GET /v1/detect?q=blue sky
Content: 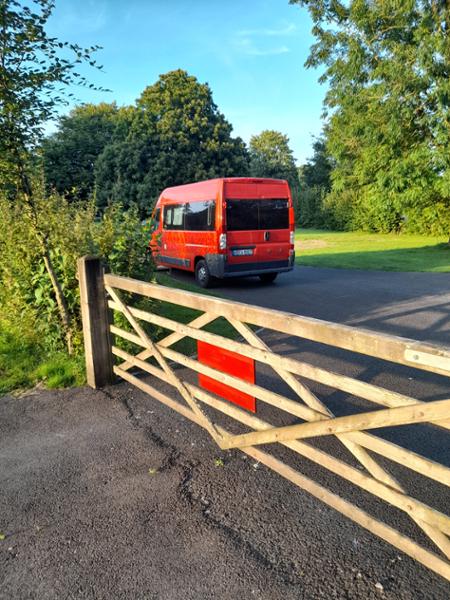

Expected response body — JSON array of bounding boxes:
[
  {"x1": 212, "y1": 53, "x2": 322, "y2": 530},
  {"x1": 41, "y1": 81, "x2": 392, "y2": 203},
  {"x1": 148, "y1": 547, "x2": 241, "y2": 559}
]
[{"x1": 47, "y1": 0, "x2": 327, "y2": 164}]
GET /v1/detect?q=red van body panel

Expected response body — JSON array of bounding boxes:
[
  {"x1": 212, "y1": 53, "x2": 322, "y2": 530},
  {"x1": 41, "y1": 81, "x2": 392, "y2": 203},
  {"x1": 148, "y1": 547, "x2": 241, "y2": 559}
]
[{"x1": 149, "y1": 177, "x2": 295, "y2": 279}]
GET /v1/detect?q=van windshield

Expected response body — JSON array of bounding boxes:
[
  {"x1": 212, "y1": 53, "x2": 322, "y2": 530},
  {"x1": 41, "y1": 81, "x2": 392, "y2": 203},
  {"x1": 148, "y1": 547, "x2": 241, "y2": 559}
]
[
  {"x1": 226, "y1": 198, "x2": 289, "y2": 231},
  {"x1": 150, "y1": 208, "x2": 160, "y2": 231}
]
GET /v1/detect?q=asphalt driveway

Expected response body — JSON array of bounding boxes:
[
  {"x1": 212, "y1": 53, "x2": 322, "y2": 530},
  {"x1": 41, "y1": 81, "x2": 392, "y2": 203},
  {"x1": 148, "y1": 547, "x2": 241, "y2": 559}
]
[
  {"x1": 193, "y1": 265, "x2": 450, "y2": 345},
  {"x1": 1, "y1": 266, "x2": 449, "y2": 599}
]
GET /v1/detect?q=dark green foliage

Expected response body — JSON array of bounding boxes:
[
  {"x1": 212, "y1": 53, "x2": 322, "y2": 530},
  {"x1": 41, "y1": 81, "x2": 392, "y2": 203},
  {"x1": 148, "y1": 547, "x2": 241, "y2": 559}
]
[
  {"x1": 297, "y1": 135, "x2": 333, "y2": 227},
  {"x1": 249, "y1": 130, "x2": 298, "y2": 185},
  {"x1": 292, "y1": 0, "x2": 450, "y2": 236},
  {"x1": 296, "y1": 185, "x2": 327, "y2": 228},
  {"x1": 42, "y1": 103, "x2": 119, "y2": 200},
  {"x1": 44, "y1": 70, "x2": 249, "y2": 214},
  {"x1": 301, "y1": 137, "x2": 332, "y2": 191},
  {"x1": 95, "y1": 70, "x2": 249, "y2": 213},
  {"x1": 0, "y1": 189, "x2": 89, "y2": 350},
  {"x1": 249, "y1": 130, "x2": 301, "y2": 220},
  {"x1": 95, "y1": 136, "x2": 157, "y2": 212}
]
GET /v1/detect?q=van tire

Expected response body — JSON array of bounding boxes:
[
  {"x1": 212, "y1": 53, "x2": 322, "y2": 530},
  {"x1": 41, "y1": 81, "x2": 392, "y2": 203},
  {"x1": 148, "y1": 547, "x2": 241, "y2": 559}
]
[
  {"x1": 195, "y1": 259, "x2": 212, "y2": 288},
  {"x1": 259, "y1": 272, "x2": 278, "y2": 284}
]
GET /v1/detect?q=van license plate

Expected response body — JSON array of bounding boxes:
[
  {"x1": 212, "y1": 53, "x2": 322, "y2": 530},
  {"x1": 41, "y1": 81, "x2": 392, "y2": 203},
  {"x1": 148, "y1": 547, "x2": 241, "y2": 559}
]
[{"x1": 232, "y1": 249, "x2": 253, "y2": 256}]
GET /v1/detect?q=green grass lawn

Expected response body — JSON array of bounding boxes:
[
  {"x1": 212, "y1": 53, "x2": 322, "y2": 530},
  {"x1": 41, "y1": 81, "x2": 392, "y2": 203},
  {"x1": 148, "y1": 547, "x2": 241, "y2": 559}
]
[{"x1": 295, "y1": 229, "x2": 450, "y2": 272}]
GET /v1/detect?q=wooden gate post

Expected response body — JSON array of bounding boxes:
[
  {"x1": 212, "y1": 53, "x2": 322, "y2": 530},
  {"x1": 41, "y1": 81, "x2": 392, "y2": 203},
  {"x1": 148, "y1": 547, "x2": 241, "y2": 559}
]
[{"x1": 77, "y1": 256, "x2": 114, "y2": 388}]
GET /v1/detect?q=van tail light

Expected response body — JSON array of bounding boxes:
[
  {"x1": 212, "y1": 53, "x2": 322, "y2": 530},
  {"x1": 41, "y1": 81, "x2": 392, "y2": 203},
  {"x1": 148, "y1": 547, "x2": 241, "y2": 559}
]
[
  {"x1": 290, "y1": 231, "x2": 294, "y2": 245},
  {"x1": 219, "y1": 233, "x2": 227, "y2": 250}
]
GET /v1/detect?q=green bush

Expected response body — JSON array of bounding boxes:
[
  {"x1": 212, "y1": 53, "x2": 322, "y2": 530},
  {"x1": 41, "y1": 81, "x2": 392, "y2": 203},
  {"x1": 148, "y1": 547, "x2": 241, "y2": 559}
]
[
  {"x1": 319, "y1": 188, "x2": 450, "y2": 236},
  {"x1": 320, "y1": 189, "x2": 357, "y2": 231},
  {"x1": 0, "y1": 191, "x2": 94, "y2": 352},
  {"x1": 404, "y1": 200, "x2": 450, "y2": 236},
  {"x1": 296, "y1": 186, "x2": 326, "y2": 228},
  {"x1": 0, "y1": 187, "x2": 154, "y2": 394},
  {"x1": 93, "y1": 203, "x2": 153, "y2": 280}
]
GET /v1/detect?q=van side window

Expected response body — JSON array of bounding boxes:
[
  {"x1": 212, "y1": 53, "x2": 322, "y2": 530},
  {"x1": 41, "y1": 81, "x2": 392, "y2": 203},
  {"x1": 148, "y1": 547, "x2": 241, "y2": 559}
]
[
  {"x1": 163, "y1": 204, "x2": 185, "y2": 230},
  {"x1": 184, "y1": 200, "x2": 215, "y2": 231}
]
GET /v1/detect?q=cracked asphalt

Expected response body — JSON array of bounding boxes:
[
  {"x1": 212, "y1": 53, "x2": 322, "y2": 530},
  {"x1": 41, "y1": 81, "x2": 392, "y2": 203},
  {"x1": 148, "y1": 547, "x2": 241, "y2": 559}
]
[{"x1": 1, "y1": 266, "x2": 450, "y2": 599}]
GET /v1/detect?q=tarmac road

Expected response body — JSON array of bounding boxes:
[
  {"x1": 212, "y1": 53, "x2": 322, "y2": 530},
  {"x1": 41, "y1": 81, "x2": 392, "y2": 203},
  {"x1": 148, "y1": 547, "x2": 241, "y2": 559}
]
[
  {"x1": 174, "y1": 264, "x2": 450, "y2": 346},
  {"x1": 1, "y1": 266, "x2": 449, "y2": 599}
]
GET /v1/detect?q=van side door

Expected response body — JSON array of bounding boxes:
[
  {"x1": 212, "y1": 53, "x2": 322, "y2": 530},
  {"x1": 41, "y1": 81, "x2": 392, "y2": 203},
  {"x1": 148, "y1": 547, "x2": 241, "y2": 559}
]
[
  {"x1": 149, "y1": 206, "x2": 161, "y2": 258},
  {"x1": 161, "y1": 203, "x2": 186, "y2": 267}
]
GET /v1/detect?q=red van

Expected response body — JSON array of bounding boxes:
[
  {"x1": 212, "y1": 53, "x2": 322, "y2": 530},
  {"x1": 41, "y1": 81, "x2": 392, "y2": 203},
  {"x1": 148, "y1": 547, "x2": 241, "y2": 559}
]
[{"x1": 149, "y1": 177, "x2": 295, "y2": 287}]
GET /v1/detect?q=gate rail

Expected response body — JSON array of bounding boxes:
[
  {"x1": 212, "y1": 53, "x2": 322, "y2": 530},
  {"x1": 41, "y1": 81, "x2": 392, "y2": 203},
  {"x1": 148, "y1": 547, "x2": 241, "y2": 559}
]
[{"x1": 78, "y1": 257, "x2": 450, "y2": 581}]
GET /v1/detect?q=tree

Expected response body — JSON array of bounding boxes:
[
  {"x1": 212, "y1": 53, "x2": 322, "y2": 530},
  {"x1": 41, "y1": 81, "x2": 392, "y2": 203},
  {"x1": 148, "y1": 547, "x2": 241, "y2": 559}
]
[
  {"x1": 301, "y1": 136, "x2": 332, "y2": 191},
  {"x1": 42, "y1": 102, "x2": 119, "y2": 200},
  {"x1": 249, "y1": 130, "x2": 298, "y2": 186},
  {"x1": 291, "y1": 0, "x2": 450, "y2": 237},
  {"x1": 0, "y1": 0, "x2": 104, "y2": 352},
  {"x1": 95, "y1": 70, "x2": 249, "y2": 212},
  {"x1": 249, "y1": 130, "x2": 300, "y2": 218},
  {"x1": 297, "y1": 135, "x2": 333, "y2": 228}
]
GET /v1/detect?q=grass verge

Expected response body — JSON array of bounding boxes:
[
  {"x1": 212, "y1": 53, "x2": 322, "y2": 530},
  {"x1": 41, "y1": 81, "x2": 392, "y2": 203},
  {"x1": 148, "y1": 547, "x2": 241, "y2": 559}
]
[
  {"x1": 0, "y1": 271, "x2": 247, "y2": 397},
  {"x1": 295, "y1": 229, "x2": 450, "y2": 272},
  {"x1": 0, "y1": 324, "x2": 85, "y2": 396}
]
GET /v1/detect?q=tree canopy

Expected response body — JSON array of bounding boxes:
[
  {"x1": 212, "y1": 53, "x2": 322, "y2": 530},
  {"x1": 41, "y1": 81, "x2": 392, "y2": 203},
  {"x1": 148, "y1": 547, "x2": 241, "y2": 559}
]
[
  {"x1": 292, "y1": 0, "x2": 450, "y2": 235},
  {"x1": 301, "y1": 136, "x2": 332, "y2": 191},
  {"x1": 297, "y1": 135, "x2": 333, "y2": 227},
  {"x1": 42, "y1": 103, "x2": 119, "y2": 200},
  {"x1": 0, "y1": 0, "x2": 104, "y2": 196},
  {"x1": 95, "y1": 70, "x2": 249, "y2": 211},
  {"x1": 249, "y1": 130, "x2": 298, "y2": 186}
]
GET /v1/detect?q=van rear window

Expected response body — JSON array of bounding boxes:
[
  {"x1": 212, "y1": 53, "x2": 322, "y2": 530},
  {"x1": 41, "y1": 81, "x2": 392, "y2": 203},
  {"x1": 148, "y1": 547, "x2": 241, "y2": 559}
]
[{"x1": 226, "y1": 199, "x2": 289, "y2": 231}]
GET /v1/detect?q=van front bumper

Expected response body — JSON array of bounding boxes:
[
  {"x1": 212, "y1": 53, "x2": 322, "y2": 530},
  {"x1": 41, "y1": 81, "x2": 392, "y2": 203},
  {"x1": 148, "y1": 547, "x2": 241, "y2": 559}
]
[{"x1": 206, "y1": 254, "x2": 295, "y2": 279}]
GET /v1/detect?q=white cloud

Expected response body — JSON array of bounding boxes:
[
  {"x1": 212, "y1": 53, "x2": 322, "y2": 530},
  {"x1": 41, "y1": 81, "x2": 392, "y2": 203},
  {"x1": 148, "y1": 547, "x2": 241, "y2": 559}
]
[
  {"x1": 236, "y1": 23, "x2": 296, "y2": 37},
  {"x1": 231, "y1": 21, "x2": 295, "y2": 57},
  {"x1": 233, "y1": 36, "x2": 290, "y2": 57},
  {"x1": 245, "y1": 45, "x2": 290, "y2": 56}
]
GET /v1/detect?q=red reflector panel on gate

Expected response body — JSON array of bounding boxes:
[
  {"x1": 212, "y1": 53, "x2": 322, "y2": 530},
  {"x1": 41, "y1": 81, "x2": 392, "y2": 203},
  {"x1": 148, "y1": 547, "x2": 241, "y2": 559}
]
[{"x1": 197, "y1": 341, "x2": 256, "y2": 412}]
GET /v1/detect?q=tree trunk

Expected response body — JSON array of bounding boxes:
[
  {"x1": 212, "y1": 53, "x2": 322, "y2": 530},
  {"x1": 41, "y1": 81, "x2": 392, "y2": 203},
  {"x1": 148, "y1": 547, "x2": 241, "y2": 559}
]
[
  {"x1": 18, "y1": 161, "x2": 74, "y2": 354},
  {"x1": 41, "y1": 242, "x2": 74, "y2": 355}
]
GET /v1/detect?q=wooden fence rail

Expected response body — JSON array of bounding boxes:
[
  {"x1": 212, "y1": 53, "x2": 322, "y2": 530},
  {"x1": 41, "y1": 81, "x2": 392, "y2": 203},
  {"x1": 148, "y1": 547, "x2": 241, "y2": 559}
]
[{"x1": 78, "y1": 257, "x2": 450, "y2": 582}]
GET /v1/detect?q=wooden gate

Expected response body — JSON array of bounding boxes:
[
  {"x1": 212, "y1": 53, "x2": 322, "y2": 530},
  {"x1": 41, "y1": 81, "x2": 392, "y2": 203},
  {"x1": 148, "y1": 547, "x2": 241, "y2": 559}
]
[{"x1": 78, "y1": 257, "x2": 450, "y2": 581}]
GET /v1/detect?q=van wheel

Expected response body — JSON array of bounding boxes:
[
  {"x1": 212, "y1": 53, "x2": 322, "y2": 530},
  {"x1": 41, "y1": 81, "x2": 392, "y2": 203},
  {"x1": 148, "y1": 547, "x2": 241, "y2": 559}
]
[
  {"x1": 259, "y1": 272, "x2": 278, "y2": 284},
  {"x1": 195, "y1": 259, "x2": 212, "y2": 288}
]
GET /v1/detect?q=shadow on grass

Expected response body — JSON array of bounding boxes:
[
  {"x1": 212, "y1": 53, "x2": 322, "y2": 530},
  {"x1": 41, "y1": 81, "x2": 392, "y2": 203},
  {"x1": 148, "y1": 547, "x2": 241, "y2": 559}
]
[{"x1": 297, "y1": 243, "x2": 450, "y2": 272}]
